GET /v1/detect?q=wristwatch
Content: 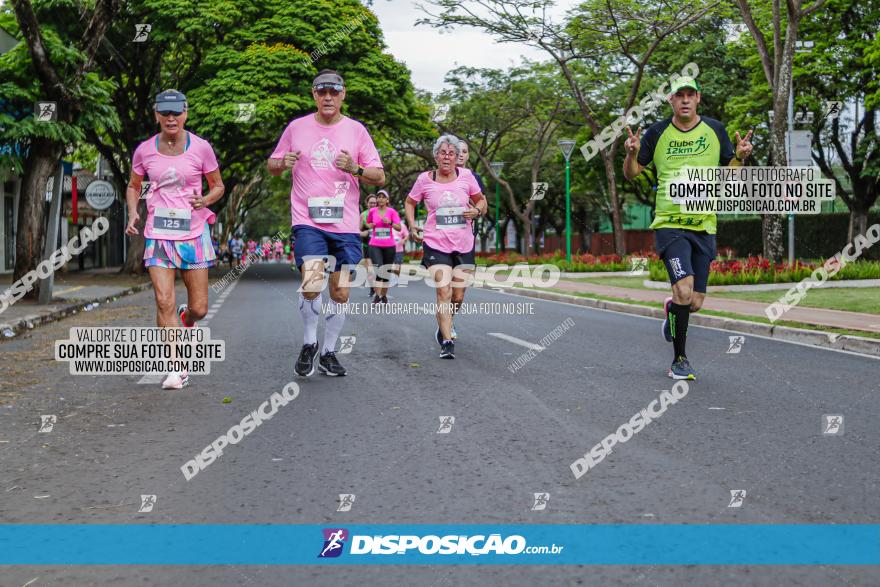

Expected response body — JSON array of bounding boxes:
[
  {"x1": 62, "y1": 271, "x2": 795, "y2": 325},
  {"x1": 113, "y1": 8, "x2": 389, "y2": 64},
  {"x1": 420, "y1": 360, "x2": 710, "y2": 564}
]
[{"x1": 354, "y1": 165, "x2": 364, "y2": 177}]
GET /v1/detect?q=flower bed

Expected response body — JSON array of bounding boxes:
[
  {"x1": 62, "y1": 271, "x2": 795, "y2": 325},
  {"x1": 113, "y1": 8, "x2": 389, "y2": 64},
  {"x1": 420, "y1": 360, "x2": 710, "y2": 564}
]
[
  {"x1": 405, "y1": 249, "x2": 880, "y2": 284},
  {"x1": 406, "y1": 250, "x2": 657, "y2": 272},
  {"x1": 648, "y1": 257, "x2": 880, "y2": 286}
]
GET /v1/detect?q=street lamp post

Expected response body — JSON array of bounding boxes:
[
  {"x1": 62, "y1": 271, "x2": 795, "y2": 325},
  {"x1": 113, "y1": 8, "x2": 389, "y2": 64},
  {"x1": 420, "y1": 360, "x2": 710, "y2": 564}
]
[
  {"x1": 558, "y1": 140, "x2": 576, "y2": 262},
  {"x1": 490, "y1": 161, "x2": 505, "y2": 252}
]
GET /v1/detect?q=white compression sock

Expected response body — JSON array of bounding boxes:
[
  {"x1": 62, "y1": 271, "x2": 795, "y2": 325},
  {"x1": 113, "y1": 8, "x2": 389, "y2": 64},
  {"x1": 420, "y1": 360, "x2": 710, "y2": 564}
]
[
  {"x1": 299, "y1": 294, "x2": 321, "y2": 345},
  {"x1": 322, "y1": 300, "x2": 346, "y2": 354}
]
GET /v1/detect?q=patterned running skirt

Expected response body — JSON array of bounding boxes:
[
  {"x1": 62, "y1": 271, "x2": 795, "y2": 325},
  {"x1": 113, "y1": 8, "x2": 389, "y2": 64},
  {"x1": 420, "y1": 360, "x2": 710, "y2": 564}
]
[{"x1": 144, "y1": 225, "x2": 216, "y2": 270}]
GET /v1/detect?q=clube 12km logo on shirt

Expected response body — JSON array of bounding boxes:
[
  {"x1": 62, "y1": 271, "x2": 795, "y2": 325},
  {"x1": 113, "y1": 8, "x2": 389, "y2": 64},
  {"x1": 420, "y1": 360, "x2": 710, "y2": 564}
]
[
  {"x1": 317, "y1": 528, "x2": 532, "y2": 558},
  {"x1": 665, "y1": 135, "x2": 709, "y2": 158}
]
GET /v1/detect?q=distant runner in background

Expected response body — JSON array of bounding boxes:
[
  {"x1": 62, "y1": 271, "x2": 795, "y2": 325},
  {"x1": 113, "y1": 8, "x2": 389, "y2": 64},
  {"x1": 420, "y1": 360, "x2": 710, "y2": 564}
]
[
  {"x1": 458, "y1": 140, "x2": 486, "y2": 238},
  {"x1": 360, "y1": 194, "x2": 378, "y2": 297},
  {"x1": 365, "y1": 189, "x2": 402, "y2": 303}
]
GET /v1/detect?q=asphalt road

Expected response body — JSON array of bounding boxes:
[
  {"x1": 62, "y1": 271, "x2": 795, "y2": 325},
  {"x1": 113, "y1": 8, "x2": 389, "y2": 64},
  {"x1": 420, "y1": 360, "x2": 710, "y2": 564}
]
[{"x1": 1, "y1": 263, "x2": 877, "y2": 586}]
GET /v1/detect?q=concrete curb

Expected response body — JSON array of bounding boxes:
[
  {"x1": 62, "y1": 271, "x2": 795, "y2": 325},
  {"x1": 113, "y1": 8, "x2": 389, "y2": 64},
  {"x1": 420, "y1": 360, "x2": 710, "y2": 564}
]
[
  {"x1": 483, "y1": 284, "x2": 880, "y2": 358},
  {"x1": 0, "y1": 282, "x2": 154, "y2": 340}
]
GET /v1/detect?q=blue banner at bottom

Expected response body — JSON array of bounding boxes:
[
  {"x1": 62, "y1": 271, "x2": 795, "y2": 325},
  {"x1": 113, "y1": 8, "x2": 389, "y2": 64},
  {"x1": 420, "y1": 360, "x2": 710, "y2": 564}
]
[{"x1": 1, "y1": 524, "x2": 878, "y2": 565}]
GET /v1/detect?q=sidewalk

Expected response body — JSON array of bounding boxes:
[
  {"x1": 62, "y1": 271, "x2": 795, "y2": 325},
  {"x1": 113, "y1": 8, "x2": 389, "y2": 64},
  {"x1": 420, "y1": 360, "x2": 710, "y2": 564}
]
[
  {"x1": 548, "y1": 279, "x2": 880, "y2": 334},
  {"x1": 410, "y1": 265, "x2": 880, "y2": 335},
  {"x1": 0, "y1": 267, "x2": 154, "y2": 338}
]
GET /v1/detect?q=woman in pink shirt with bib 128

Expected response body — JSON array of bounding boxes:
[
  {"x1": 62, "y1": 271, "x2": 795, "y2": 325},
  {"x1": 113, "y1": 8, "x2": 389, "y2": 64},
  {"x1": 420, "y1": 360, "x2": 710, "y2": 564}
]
[{"x1": 405, "y1": 134, "x2": 487, "y2": 360}]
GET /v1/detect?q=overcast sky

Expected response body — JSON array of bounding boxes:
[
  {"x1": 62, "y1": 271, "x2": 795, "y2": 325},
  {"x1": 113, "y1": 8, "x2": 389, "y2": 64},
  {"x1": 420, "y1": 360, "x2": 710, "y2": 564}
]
[
  {"x1": 0, "y1": 0, "x2": 576, "y2": 95},
  {"x1": 371, "y1": 0, "x2": 578, "y2": 94}
]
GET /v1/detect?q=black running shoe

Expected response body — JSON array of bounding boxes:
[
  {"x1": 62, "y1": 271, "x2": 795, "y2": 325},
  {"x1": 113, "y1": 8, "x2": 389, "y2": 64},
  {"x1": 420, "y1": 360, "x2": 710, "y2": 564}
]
[
  {"x1": 318, "y1": 351, "x2": 347, "y2": 376},
  {"x1": 295, "y1": 343, "x2": 319, "y2": 377},
  {"x1": 381, "y1": 296, "x2": 388, "y2": 304},
  {"x1": 372, "y1": 294, "x2": 381, "y2": 304},
  {"x1": 440, "y1": 340, "x2": 455, "y2": 359}
]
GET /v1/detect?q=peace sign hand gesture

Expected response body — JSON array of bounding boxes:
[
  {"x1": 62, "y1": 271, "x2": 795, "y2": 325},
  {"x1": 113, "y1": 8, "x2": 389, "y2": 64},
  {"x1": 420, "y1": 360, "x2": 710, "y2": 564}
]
[
  {"x1": 625, "y1": 126, "x2": 642, "y2": 155},
  {"x1": 735, "y1": 130, "x2": 754, "y2": 161}
]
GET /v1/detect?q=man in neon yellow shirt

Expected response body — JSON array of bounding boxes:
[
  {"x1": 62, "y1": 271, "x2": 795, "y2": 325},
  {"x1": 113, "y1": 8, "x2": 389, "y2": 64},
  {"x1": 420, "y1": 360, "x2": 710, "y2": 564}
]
[{"x1": 624, "y1": 76, "x2": 753, "y2": 380}]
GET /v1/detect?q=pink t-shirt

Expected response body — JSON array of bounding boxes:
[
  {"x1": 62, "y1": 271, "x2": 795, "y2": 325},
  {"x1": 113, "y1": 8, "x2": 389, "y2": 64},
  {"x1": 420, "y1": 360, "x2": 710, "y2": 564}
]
[
  {"x1": 407, "y1": 168, "x2": 482, "y2": 254},
  {"x1": 270, "y1": 115, "x2": 382, "y2": 234},
  {"x1": 394, "y1": 224, "x2": 409, "y2": 252},
  {"x1": 367, "y1": 206, "x2": 401, "y2": 247},
  {"x1": 132, "y1": 132, "x2": 218, "y2": 241}
]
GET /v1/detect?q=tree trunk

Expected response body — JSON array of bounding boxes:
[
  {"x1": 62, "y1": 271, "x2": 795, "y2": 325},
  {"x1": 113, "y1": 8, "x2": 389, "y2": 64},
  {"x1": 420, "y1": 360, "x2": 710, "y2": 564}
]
[
  {"x1": 526, "y1": 222, "x2": 535, "y2": 257},
  {"x1": 580, "y1": 221, "x2": 593, "y2": 254},
  {"x1": 765, "y1": 98, "x2": 789, "y2": 261},
  {"x1": 761, "y1": 10, "x2": 800, "y2": 262},
  {"x1": 849, "y1": 209, "x2": 869, "y2": 241},
  {"x1": 762, "y1": 216, "x2": 785, "y2": 261},
  {"x1": 122, "y1": 199, "x2": 148, "y2": 274},
  {"x1": 13, "y1": 138, "x2": 63, "y2": 299},
  {"x1": 601, "y1": 152, "x2": 625, "y2": 255}
]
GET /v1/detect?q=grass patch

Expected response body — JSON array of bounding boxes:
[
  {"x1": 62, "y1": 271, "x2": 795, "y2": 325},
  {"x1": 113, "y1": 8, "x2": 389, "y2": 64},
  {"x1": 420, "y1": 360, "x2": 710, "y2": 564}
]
[
  {"x1": 561, "y1": 275, "x2": 880, "y2": 314},
  {"x1": 714, "y1": 287, "x2": 880, "y2": 315},
  {"x1": 563, "y1": 276, "x2": 653, "y2": 290}
]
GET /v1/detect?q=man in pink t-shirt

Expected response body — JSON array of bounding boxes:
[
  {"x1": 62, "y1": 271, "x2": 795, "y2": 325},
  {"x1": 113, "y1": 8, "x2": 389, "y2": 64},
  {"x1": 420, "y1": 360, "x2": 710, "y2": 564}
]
[{"x1": 268, "y1": 69, "x2": 385, "y2": 377}]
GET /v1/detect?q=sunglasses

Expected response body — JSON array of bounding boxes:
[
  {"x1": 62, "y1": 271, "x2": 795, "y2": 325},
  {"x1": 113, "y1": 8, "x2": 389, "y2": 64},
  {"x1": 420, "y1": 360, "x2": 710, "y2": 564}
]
[
  {"x1": 157, "y1": 110, "x2": 183, "y2": 117},
  {"x1": 314, "y1": 84, "x2": 343, "y2": 97}
]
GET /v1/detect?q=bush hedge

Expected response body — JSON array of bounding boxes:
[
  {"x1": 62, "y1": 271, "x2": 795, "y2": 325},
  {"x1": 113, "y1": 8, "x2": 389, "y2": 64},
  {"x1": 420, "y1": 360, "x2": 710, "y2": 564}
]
[{"x1": 717, "y1": 213, "x2": 880, "y2": 260}]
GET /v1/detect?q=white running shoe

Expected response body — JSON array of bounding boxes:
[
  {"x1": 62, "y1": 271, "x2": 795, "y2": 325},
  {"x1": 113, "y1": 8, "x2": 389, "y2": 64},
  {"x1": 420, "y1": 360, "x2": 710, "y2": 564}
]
[{"x1": 162, "y1": 371, "x2": 190, "y2": 390}]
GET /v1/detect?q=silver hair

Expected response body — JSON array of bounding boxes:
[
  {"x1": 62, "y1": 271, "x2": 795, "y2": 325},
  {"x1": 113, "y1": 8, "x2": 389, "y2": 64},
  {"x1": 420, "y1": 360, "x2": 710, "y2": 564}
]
[{"x1": 432, "y1": 134, "x2": 462, "y2": 158}]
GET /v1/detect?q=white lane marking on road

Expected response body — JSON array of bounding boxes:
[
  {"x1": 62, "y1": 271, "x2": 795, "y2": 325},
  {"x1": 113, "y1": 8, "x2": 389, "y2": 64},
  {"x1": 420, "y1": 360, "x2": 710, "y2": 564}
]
[
  {"x1": 709, "y1": 407, "x2": 726, "y2": 410},
  {"x1": 488, "y1": 332, "x2": 545, "y2": 351},
  {"x1": 483, "y1": 286, "x2": 880, "y2": 361},
  {"x1": 138, "y1": 279, "x2": 237, "y2": 384}
]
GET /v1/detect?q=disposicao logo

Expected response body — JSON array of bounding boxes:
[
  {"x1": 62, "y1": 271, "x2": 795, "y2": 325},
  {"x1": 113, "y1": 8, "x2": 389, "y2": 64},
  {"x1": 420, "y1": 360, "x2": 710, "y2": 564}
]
[{"x1": 319, "y1": 528, "x2": 349, "y2": 558}]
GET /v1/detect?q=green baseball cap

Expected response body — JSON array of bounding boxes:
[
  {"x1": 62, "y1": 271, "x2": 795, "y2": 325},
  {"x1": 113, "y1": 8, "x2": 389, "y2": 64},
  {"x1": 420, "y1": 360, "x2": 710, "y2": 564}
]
[{"x1": 669, "y1": 75, "x2": 700, "y2": 94}]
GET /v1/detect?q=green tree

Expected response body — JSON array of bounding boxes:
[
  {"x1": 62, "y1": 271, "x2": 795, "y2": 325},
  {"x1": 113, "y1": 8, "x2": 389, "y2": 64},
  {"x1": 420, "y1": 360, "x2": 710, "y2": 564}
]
[
  {"x1": 734, "y1": 0, "x2": 829, "y2": 260},
  {"x1": 438, "y1": 65, "x2": 555, "y2": 255},
  {"x1": 75, "y1": 0, "x2": 430, "y2": 273},
  {"x1": 1, "y1": 0, "x2": 119, "y2": 294},
  {"x1": 420, "y1": 0, "x2": 719, "y2": 255},
  {"x1": 798, "y1": 0, "x2": 880, "y2": 241}
]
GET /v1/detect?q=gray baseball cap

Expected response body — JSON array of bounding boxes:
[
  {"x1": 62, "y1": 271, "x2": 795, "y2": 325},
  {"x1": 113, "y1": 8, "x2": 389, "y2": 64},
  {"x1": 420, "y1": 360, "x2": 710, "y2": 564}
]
[
  {"x1": 312, "y1": 71, "x2": 344, "y2": 89},
  {"x1": 155, "y1": 90, "x2": 188, "y2": 113}
]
